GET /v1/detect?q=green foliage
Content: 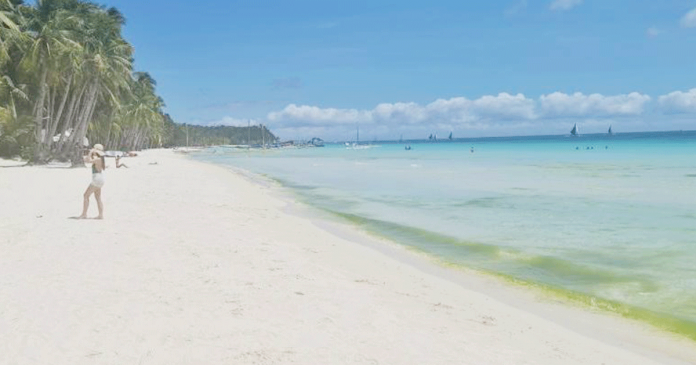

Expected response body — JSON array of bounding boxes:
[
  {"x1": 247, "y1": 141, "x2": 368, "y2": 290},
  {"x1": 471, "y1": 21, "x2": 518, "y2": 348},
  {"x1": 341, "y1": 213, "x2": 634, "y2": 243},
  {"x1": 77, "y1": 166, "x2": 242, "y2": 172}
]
[
  {"x1": 165, "y1": 122, "x2": 278, "y2": 147},
  {"x1": 0, "y1": 110, "x2": 33, "y2": 157},
  {"x1": 0, "y1": 0, "x2": 279, "y2": 160}
]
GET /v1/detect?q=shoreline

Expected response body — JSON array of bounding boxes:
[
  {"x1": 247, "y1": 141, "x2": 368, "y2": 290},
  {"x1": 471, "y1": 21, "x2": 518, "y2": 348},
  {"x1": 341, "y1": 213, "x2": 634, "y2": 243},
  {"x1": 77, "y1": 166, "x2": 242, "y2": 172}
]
[
  {"x1": 196, "y1": 151, "x2": 696, "y2": 344},
  {"x1": 191, "y1": 152, "x2": 696, "y2": 362},
  {"x1": 2, "y1": 149, "x2": 695, "y2": 364}
]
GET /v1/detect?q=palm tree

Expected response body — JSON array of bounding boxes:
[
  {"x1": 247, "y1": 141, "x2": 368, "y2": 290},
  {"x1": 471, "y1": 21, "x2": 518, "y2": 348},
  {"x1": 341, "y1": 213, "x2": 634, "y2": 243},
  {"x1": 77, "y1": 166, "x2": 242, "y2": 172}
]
[
  {"x1": 0, "y1": 73, "x2": 32, "y2": 158},
  {"x1": 111, "y1": 72, "x2": 164, "y2": 151},
  {"x1": 0, "y1": 0, "x2": 31, "y2": 157},
  {"x1": 0, "y1": 0, "x2": 22, "y2": 66},
  {"x1": 21, "y1": 0, "x2": 88, "y2": 162},
  {"x1": 0, "y1": 110, "x2": 33, "y2": 157},
  {"x1": 47, "y1": 3, "x2": 133, "y2": 164},
  {"x1": 1, "y1": 0, "x2": 170, "y2": 160}
]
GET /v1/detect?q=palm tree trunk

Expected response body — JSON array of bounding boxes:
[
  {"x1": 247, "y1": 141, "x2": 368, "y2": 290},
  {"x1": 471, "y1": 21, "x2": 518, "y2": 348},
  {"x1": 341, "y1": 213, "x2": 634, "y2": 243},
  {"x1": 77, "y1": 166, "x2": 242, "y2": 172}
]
[
  {"x1": 133, "y1": 127, "x2": 145, "y2": 150},
  {"x1": 105, "y1": 122, "x2": 113, "y2": 149},
  {"x1": 55, "y1": 82, "x2": 87, "y2": 157},
  {"x1": 47, "y1": 72, "x2": 73, "y2": 152},
  {"x1": 69, "y1": 82, "x2": 99, "y2": 166},
  {"x1": 44, "y1": 86, "x2": 54, "y2": 143},
  {"x1": 31, "y1": 65, "x2": 49, "y2": 163}
]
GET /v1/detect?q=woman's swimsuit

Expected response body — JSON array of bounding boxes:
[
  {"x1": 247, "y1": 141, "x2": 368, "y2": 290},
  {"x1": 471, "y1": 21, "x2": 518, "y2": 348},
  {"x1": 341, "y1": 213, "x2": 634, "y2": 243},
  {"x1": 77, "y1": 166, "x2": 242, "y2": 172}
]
[{"x1": 91, "y1": 160, "x2": 105, "y2": 188}]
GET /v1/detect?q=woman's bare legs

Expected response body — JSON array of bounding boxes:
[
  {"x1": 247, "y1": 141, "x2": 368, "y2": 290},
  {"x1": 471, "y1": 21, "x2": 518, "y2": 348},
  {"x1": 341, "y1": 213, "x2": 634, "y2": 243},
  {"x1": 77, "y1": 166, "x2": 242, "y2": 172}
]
[
  {"x1": 94, "y1": 187, "x2": 104, "y2": 219},
  {"x1": 79, "y1": 185, "x2": 96, "y2": 219}
]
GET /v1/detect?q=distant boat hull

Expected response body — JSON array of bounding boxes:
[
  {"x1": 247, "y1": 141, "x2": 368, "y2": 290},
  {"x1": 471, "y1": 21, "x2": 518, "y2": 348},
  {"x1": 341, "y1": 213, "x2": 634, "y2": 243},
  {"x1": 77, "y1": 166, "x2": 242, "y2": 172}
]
[{"x1": 174, "y1": 147, "x2": 205, "y2": 154}]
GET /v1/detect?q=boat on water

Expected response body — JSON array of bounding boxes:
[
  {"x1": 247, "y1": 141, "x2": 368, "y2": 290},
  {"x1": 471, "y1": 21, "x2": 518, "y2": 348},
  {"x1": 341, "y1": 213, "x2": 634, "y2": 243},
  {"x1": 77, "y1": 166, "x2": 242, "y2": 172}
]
[
  {"x1": 174, "y1": 126, "x2": 207, "y2": 153},
  {"x1": 570, "y1": 123, "x2": 579, "y2": 136},
  {"x1": 608, "y1": 125, "x2": 613, "y2": 135},
  {"x1": 173, "y1": 146, "x2": 205, "y2": 154},
  {"x1": 448, "y1": 132, "x2": 453, "y2": 141},
  {"x1": 310, "y1": 137, "x2": 325, "y2": 147},
  {"x1": 104, "y1": 150, "x2": 125, "y2": 157},
  {"x1": 346, "y1": 125, "x2": 359, "y2": 148},
  {"x1": 346, "y1": 143, "x2": 374, "y2": 150},
  {"x1": 346, "y1": 124, "x2": 370, "y2": 149}
]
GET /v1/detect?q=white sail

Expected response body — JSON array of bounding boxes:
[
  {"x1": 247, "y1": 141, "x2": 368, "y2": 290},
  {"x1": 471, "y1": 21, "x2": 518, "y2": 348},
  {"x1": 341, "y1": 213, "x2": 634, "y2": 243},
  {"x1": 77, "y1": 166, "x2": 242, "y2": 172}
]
[{"x1": 570, "y1": 123, "x2": 578, "y2": 136}]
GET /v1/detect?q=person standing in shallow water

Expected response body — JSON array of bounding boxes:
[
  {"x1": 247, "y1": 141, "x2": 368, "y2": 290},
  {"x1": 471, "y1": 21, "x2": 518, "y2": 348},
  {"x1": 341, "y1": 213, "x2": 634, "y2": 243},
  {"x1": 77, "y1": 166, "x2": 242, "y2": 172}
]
[{"x1": 78, "y1": 144, "x2": 106, "y2": 219}]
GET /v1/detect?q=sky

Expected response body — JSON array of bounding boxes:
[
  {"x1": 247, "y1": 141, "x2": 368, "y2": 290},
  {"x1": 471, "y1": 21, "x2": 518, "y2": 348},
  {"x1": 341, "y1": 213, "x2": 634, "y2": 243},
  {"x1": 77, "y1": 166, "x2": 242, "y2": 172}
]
[{"x1": 98, "y1": 0, "x2": 696, "y2": 141}]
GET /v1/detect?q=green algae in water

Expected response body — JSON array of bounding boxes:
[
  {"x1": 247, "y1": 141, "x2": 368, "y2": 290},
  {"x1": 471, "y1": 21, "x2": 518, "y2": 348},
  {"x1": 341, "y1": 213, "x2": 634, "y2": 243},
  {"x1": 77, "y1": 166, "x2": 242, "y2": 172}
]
[
  {"x1": 324, "y1": 209, "x2": 696, "y2": 342},
  {"x1": 196, "y1": 132, "x2": 696, "y2": 342}
]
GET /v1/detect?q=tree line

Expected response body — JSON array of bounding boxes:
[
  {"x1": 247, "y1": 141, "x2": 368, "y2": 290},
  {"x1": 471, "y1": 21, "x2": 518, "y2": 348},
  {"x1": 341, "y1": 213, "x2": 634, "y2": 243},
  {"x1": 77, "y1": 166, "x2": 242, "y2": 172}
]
[
  {"x1": 0, "y1": 0, "x2": 166, "y2": 164},
  {"x1": 161, "y1": 117, "x2": 278, "y2": 147},
  {"x1": 1, "y1": 0, "x2": 271, "y2": 165}
]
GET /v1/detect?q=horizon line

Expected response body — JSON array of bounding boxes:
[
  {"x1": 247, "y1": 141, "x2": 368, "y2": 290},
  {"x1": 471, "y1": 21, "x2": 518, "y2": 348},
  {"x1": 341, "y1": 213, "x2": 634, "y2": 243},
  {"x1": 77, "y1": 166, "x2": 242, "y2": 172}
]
[{"x1": 320, "y1": 129, "x2": 696, "y2": 144}]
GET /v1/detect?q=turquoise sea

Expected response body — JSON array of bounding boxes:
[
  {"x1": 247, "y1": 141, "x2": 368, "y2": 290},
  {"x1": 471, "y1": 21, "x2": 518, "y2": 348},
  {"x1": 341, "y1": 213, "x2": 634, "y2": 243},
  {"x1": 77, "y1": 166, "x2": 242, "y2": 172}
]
[{"x1": 194, "y1": 131, "x2": 696, "y2": 337}]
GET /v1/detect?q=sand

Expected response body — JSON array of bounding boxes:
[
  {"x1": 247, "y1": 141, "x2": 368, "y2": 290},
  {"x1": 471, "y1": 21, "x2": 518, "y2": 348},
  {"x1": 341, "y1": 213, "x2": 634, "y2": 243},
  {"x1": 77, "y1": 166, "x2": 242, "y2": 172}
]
[{"x1": 1, "y1": 149, "x2": 695, "y2": 364}]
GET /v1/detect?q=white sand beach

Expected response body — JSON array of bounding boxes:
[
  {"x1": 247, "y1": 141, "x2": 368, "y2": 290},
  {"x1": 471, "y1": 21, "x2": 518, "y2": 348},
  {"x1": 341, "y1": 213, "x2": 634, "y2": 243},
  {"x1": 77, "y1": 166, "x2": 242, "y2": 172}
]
[{"x1": 1, "y1": 149, "x2": 695, "y2": 365}]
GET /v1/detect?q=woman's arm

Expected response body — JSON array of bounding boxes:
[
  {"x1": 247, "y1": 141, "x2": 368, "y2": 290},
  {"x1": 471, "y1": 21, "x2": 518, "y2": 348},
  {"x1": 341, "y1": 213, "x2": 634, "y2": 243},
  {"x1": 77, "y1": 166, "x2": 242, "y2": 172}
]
[{"x1": 83, "y1": 154, "x2": 98, "y2": 164}]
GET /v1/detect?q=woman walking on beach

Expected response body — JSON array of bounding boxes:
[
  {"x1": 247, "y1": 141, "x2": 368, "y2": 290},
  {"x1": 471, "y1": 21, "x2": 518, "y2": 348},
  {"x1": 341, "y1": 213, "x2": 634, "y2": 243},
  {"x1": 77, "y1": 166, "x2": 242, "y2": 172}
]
[{"x1": 78, "y1": 144, "x2": 106, "y2": 219}]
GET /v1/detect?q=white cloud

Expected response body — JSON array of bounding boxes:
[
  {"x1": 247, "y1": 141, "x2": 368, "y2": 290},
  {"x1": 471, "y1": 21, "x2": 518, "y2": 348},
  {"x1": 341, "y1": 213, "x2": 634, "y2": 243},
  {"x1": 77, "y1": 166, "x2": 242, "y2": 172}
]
[
  {"x1": 268, "y1": 94, "x2": 537, "y2": 130},
  {"x1": 373, "y1": 102, "x2": 428, "y2": 124},
  {"x1": 254, "y1": 90, "x2": 680, "y2": 140},
  {"x1": 426, "y1": 93, "x2": 537, "y2": 123},
  {"x1": 681, "y1": 7, "x2": 696, "y2": 28},
  {"x1": 658, "y1": 89, "x2": 696, "y2": 113},
  {"x1": 539, "y1": 92, "x2": 651, "y2": 117},
  {"x1": 646, "y1": 26, "x2": 662, "y2": 38},
  {"x1": 469, "y1": 93, "x2": 537, "y2": 119},
  {"x1": 550, "y1": 0, "x2": 583, "y2": 11},
  {"x1": 267, "y1": 104, "x2": 373, "y2": 126},
  {"x1": 267, "y1": 92, "x2": 652, "y2": 136}
]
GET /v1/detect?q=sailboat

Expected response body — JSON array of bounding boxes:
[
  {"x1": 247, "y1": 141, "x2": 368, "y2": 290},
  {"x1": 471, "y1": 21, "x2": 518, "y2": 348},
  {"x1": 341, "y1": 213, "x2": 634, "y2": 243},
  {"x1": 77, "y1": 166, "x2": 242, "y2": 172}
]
[
  {"x1": 174, "y1": 125, "x2": 204, "y2": 153},
  {"x1": 448, "y1": 132, "x2": 453, "y2": 141},
  {"x1": 346, "y1": 124, "x2": 359, "y2": 146},
  {"x1": 570, "y1": 123, "x2": 578, "y2": 136},
  {"x1": 346, "y1": 124, "x2": 370, "y2": 149},
  {"x1": 608, "y1": 125, "x2": 613, "y2": 135}
]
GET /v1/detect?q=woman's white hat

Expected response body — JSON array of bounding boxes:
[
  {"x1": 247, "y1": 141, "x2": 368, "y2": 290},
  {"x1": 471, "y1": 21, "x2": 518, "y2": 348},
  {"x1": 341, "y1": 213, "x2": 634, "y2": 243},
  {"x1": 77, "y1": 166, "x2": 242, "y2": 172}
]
[{"x1": 92, "y1": 144, "x2": 105, "y2": 156}]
